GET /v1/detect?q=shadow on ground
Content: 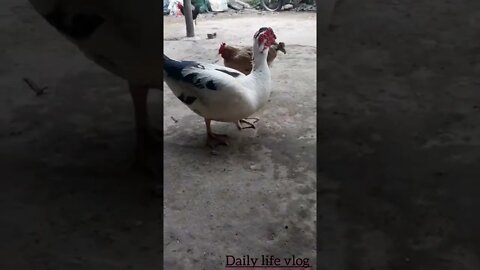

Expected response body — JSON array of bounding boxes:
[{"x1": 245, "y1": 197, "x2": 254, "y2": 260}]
[{"x1": 317, "y1": 0, "x2": 480, "y2": 269}]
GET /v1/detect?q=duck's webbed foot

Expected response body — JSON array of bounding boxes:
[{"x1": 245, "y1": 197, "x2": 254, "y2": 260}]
[{"x1": 236, "y1": 117, "x2": 260, "y2": 130}]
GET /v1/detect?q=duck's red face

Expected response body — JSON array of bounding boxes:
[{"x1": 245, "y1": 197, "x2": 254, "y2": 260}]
[
  {"x1": 256, "y1": 27, "x2": 277, "y2": 48},
  {"x1": 177, "y1": 2, "x2": 183, "y2": 9}
]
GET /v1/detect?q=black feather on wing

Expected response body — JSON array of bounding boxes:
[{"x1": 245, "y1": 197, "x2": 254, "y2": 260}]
[
  {"x1": 163, "y1": 55, "x2": 244, "y2": 91},
  {"x1": 163, "y1": 55, "x2": 209, "y2": 89}
]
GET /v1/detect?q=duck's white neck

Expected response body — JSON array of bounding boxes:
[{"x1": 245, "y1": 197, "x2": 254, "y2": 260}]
[
  {"x1": 252, "y1": 39, "x2": 269, "y2": 72},
  {"x1": 245, "y1": 38, "x2": 272, "y2": 110}
]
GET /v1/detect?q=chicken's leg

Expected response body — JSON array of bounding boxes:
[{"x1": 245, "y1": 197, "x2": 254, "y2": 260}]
[
  {"x1": 236, "y1": 117, "x2": 260, "y2": 130},
  {"x1": 205, "y1": 118, "x2": 228, "y2": 148}
]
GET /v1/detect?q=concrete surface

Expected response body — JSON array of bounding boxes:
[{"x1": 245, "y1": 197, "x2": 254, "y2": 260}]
[
  {"x1": 163, "y1": 13, "x2": 317, "y2": 269},
  {"x1": 318, "y1": 0, "x2": 480, "y2": 269},
  {"x1": 1, "y1": 1, "x2": 163, "y2": 269}
]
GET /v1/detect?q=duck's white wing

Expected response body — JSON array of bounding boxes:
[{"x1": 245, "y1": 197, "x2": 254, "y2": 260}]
[
  {"x1": 28, "y1": 0, "x2": 163, "y2": 86},
  {"x1": 163, "y1": 55, "x2": 248, "y2": 94},
  {"x1": 163, "y1": 55, "x2": 256, "y2": 120}
]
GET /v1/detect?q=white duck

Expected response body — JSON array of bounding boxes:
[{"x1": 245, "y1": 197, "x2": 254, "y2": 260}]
[
  {"x1": 163, "y1": 27, "x2": 277, "y2": 147},
  {"x1": 27, "y1": 0, "x2": 163, "y2": 165}
]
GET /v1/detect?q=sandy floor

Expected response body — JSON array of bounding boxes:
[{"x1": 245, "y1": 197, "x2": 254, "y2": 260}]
[{"x1": 163, "y1": 13, "x2": 317, "y2": 269}]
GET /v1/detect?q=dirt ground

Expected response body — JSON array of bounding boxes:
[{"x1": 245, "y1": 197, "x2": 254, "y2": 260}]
[
  {"x1": 163, "y1": 13, "x2": 317, "y2": 269},
  {"x1": 0, "y1": 1, "x2": 316, "y2": 269}
]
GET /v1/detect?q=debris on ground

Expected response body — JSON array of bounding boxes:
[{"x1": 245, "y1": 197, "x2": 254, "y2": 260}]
[
  {"x1": 207, "y1": 32, "x2": 217, "y2": 39},
  {"x1": 23, "y1": 77, "x2": 48, "y2": 96},
  {"x1": 163, "y1": 0, "x2": 315, "y2": 14},
  {"x1": 209, "y1": 0, "x2": 229, "y2": 11},
  {"x1": 295, "y1": 3, "x2": 316, "y2": 12},
  {"x1": 282, "y1": 4, "x2": 294, "y2": 10},
  {"x1": 228, "y1": 0, "x2": 250, "y2": 10}
]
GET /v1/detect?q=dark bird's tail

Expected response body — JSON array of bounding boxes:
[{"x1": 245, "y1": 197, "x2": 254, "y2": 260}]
[{"x1": 276, "y1": 42, "x2": 286, "y2": 54}]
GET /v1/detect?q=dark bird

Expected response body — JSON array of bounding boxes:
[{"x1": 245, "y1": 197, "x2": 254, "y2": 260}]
[{"x1": 177, "y1": 1, "x2": 200, "y2": 25}]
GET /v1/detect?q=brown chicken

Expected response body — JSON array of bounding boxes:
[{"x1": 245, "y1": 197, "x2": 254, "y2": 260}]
[{"x1": 218, "y1": 42, "x2": 286, "y2": 75}]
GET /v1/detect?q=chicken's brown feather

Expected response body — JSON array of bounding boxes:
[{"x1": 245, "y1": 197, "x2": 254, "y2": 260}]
[{"x1": 219, "y1": 42, "x2": 286, "y2": 75}]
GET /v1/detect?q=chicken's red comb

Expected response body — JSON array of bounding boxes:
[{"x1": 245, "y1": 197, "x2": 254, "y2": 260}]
[{"x1": 218, "y1": 42, "x2": 226, "y2": 54}]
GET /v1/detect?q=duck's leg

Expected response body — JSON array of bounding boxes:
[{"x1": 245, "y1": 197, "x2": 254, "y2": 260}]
[
  {"x1": 129, "y1": 83, "x2": 158, "y2": 167},
  {"x1": 236, "y1": 117, "x2": 260, "y2": 130},
  {"x1": 205, "y1": 118, "x2": 228, "y2": 148}
]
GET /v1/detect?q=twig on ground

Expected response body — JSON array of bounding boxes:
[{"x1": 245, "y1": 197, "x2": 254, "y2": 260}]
[{"x1": 23, "y1": 77, "x2": 48, "y2": 96}]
